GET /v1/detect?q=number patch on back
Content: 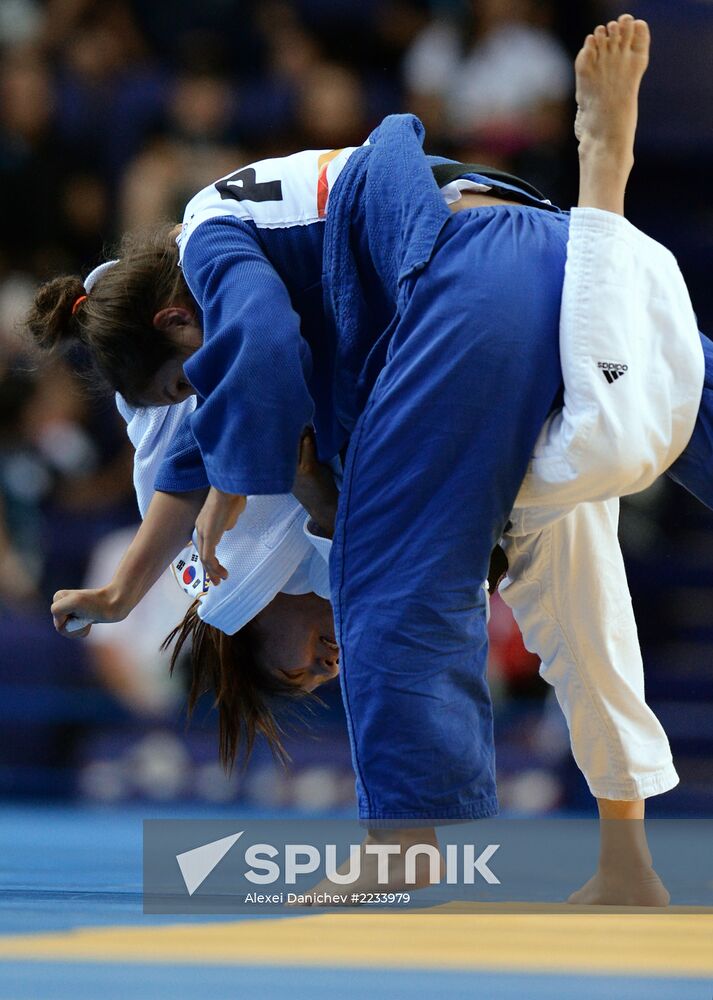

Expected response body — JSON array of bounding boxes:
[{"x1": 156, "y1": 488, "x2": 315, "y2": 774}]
[
  {"x1": 215, "y1": 167, "x2": 283, "y2": 204},
  {"x1": 178, "y1": 147, "x2": 359, "y2": 257}
]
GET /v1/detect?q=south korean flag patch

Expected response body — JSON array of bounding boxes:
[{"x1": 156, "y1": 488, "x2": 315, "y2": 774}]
[{"x1": 171, "y1": 544, "x2": 209, "y2": 600}]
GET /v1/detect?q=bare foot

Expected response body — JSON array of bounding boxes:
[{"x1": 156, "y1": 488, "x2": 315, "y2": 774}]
[
  {"x1": 568, "y1": 866, "x2": 670, "y2": 907},
  {"x1": 288, "y1": 827, "x2": 443, "y2": 907},
  {"x1": 575, "y1": 13, "x2": 650, "y2": 214}
]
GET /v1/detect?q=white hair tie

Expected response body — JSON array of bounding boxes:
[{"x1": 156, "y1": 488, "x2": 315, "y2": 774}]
[{"x1": 83, "y1": 259, "x2": 119, "y2": 293}]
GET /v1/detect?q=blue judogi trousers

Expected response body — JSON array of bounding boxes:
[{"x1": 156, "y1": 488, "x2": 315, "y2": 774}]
[{"x1": 330, "y1": 204, "x2": 570, "y2": 824}]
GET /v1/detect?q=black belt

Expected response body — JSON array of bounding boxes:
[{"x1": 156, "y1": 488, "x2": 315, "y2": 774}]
[{"x1": 431, "y1": 161, "x2": 558, "y2": 212}]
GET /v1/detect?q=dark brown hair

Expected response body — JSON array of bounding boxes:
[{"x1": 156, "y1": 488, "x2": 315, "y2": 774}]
[
  {"x1": 26, "y1": 226, "x2": 192, "y2": 405},
  {"x1": 163, "y1": 602, "x2": 310, "y2": 771}
]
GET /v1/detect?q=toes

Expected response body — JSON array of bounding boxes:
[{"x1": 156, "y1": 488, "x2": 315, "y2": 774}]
[
  {"x1": 574, "y1": 40, "x2": 595, "y2": 81},
  {"x1": 577, "y1": 32, "x2": 598, "y2": 66},
  {"x1": 632, "y1": 18, "x2": 650, "y2": 53},
  {"x1": 607, "y1": 20, "x2": 621, "y2": 44},
  {"x1": 618, "y1": 13, "x2": 634, "y2": 43},
  {"x1": 593, "y1": 23, "x2": 609, "y2": 53}
]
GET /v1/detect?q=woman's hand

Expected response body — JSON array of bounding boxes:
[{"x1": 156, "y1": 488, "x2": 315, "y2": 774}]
[
  {"x1": 195, "y1": 488, "x2": 247, "y2": 585},
  {"x1": 291, "y1": 430, "x2": 339, "y2": 539},
  {"x1": 51, "y1": 585, "x2": 129, "y2": 638}
]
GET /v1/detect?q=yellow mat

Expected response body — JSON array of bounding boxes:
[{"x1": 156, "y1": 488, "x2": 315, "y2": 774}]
[{"x1": 1, "y1": 905, "x2": 711, "y2": 977}]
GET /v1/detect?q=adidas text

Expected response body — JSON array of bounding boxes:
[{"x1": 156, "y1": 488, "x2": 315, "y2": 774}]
[{"x1": 597, "y1": 360, "x2": 628, "y2": 384}]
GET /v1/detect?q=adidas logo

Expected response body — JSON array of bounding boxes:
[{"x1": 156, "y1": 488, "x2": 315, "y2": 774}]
[{"x1": 597, "y1": 361, "x2": 628, "y2": 385}]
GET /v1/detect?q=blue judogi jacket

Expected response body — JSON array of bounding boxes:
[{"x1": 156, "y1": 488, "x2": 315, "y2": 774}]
[{"x1": 155, "y1": 115, "x2": 551, "y2": 497}]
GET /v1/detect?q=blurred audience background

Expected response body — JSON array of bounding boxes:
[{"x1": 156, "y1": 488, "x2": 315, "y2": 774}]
[{"x1": 1, "y1": 0, "x2": 712, "y2": 815}]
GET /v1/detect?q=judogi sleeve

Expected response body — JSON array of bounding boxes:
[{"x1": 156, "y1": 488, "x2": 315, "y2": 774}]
[
  {"x1": 154, "y1": 407, "x2": 210, "y2": 493},
  {"x1": 176, "y1": 216, "x2": 315, "y2": 495}
]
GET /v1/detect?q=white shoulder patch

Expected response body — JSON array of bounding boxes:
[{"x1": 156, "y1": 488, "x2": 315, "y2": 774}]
[{"x1": 177, "y1": 147, "x2": 358, "y2": 261}]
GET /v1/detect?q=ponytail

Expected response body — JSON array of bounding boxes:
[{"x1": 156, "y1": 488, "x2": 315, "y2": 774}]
[
  {"x1": 26, "y1": 275, "x2": 87, "y2": 352},
  {"x1": 27, "y1": 226, "x2": 191, "y2": 404}
]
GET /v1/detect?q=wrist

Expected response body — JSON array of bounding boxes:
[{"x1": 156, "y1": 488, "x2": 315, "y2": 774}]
[
  {"x1": 306, "y1": 517, "x2": 331, "y2": 540},
  {"x1": 312, "y1": 506, "x2": 335, "y2": 539},
  {"x1": 102, "y1": 581, "x2": 133, "y2": 622}
]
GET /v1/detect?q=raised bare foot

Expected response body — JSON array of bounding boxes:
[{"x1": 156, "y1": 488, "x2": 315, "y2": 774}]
[
  {"x1": 568, "y1": 866, "x2": 670, "y2": 907},
  {"x1": 575, "y1": 13, "x2": 650, "y2": 214}
]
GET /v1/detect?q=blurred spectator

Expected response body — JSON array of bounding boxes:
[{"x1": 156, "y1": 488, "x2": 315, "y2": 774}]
[
  {"x1": 0, "y1": 483, "x2": 42, "y2": 606},
  {"x1": 0, "y1": 0, "x2": 42, "y2": 46},
  {"x1": 0, "y1": 366, "x2": 53, "y2": 598},
  {"x1": 257, "y1": 1, "x2": 323, "y2": 86},
  {"x1": 120, "y1": 57, "x2": 243, "y2": 230},
  {"x1": 0, "y1": 48, "x2": 72, "y2": 275},
  {"x1": 0, "y1": 274, "x2": 37, "y2": 366},
  {"x1": 0, "y1": 0, "x2": 42, "y2": 47},
  {"x1": 46, "y1": 0, "x2": 170, "y2": 190},
  {"x1": 487, "y1": 592, "x2": 541, "y2": 699},
  {"x1": 57, "y1": 170, "x2": 111, "y2": 270},
  {"x1": 233, "y1": 2, "x2": 324, "y2": 150},
  {"x1": 82, "y1": 526, "x2": 191, "y2": 717},
  {"x1": 131, "y1": 0, "x2": 266, "y2": 75},
  {"x1": 296, "y1": 62, "x2": 369, "y2": 149},
  {"x1": 403, "y1": 0, "x2": 572, "y2": 163}
]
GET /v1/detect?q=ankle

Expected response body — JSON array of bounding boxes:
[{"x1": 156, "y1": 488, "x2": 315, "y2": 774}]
[
  {"x1": 366, "y1": 826, "x2": 438, "y2": 847},
  {"x1": 579, "y1": 135, "x2": 634, "y2": 170}
]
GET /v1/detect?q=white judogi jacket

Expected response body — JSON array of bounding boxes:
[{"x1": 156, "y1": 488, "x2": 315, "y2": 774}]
[
  {"x1": 119, "y1": 207, "x2": 702, "y2": 802},
  {"x1": 115, "y1": 393, "x2": 330, "y2": 635}
]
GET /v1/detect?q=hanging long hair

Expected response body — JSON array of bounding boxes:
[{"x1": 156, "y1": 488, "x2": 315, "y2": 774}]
[{"x1": 163, "y1": 601, "x2": 311, "y2": 771}]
